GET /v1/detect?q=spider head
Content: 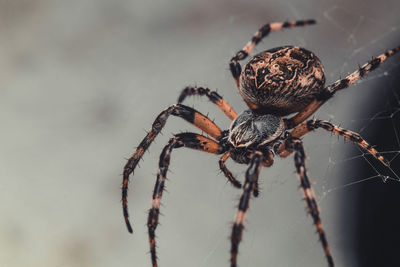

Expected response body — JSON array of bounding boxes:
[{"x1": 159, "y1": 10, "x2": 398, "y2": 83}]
[
  {"x1": 228, "y1": 109, "x2": 285, "y2": 148},
  {"x1": 238, "y1": 46, "x2": 326, "y2": 116}
]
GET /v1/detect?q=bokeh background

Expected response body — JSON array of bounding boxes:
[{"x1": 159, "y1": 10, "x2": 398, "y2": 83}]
[{"x1": 1, "y1": 0, "x2": 400, "y2": 266}]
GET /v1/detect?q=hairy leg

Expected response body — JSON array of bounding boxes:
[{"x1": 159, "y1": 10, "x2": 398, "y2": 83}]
[
  {"x1": 219, "y1": 151, "x2": 242, "y2": 188},
  {"x1": 122, "y1": 104, "x2": 222, "y2": 233},
  {"x1": 230, "y1": 151, "x2": 263, "y2": 267},
  {"x1": 147, "y1": 132, "x2": 223, "y2": 267},
  {"x1": 178, "y1": 86, "x2": 238, "y2": 120},
  {"x1": 279, "y1": 119, "x2": 389, "y2": 166},
  {"x1": 286, "y1": 138, "x2": 334, "y2": 267}
]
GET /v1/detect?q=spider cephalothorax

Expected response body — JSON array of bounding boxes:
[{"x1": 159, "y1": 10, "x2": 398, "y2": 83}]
[
  {"x1": 122, "y1": 19, "x2": 399, "y2": 267},
  {"x1": 228, "y1": 110, "x2": 285, "y2": 149}
]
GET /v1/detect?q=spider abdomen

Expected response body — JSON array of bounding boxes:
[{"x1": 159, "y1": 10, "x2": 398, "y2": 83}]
[{"x1": 239, "y1": 46, "x2": 326, "y2": 115}]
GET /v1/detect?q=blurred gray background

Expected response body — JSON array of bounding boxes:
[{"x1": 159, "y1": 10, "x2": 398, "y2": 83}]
[{"x1": 1, "y1": 0, "x2": 400, "y2": 267}]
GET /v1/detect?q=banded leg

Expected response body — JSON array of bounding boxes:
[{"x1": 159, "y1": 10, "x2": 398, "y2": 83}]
[
  {"x1": 230, "y1": 152, "x2": 264, "y2": 267},
  {"x1": 219, "y1": 152, "x2": 242, "y2": 188},
  {"x1": 230, "y1": 19, "x2": 316, "y2": 86},
  {"x1": 148, "y1": 133, "x2": 223, "y2": 267},
  {"x1": 286, "y1": 46, "x2": 400, "y2": 128},
  {"x1": 122, "y1": 104, "x2": 222, "y2": 233},
  {"x1": 286, "y1": 138, "x2": 334, "y2": 267},
  {"x1": 178, "y1": 86, "x2": 238, "y2": 120},
  {"x1": 252, "y1": 152, "x2": 275, "y2": 197},
  {"x1": 279, "y1": 119, "x2": 389, "y2": 166}
]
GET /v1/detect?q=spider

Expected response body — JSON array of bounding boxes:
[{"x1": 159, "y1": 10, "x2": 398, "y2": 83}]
[{"x1": 121, "y1": 19, "x2": 399, "y2": 267}]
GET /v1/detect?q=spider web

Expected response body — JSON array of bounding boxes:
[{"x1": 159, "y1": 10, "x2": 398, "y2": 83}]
[
  {"x1": 320, "y1": 99, "x2": 400, "y2": 196},
  {"x1": 318, "y1": 5, "x2": 400, "y2": 186},
  {"x1": 315, "y1": 68, "x2": 400, "y2": 267},
  {"x1": 315, "y1": 6, "x2": 400, "y2": 196}
]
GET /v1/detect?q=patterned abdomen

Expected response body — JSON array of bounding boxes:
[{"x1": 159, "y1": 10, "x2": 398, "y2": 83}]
[{"x1": 239, "y1": 46, "x2": 326, "y2": 116}]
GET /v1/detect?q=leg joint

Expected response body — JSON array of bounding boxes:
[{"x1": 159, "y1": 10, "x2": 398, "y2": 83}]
[{"x1": 230, "y1": 61, "x2": 242, "y2": 78}]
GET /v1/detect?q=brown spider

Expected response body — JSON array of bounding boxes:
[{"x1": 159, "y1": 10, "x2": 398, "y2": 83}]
[{"x1": 121, "y1": 19, "x2": 399, "y2": 267}]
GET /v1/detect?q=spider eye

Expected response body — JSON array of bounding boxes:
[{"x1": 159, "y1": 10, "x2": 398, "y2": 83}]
[{"x1": 284, "y1": 131, "x2": 290, "y2": 138}]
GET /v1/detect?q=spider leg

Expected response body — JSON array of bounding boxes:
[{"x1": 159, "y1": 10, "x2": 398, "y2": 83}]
[
  {"x1": 219, "y1": 152, "x2": 242, "y2": 188},
  {"x1": 253, "y1": 154, "x2": 275, "y2": 197},
  {"x1": 253, "y1": 180, "x2": 260, "y2": 198},
  {"x1": 286, "y1": 46, "x2": 400, "y2": 128},
  {"x1": 178, "y1": 86, "x2": 238, "y2": 120},
  {"x1": 279, "y1": 119, "x2": 389, "y2": 166},
  {"x1": 230, "y1": 151, "x2": 264, "y2": 267},
  {"x1": 230, "y1": 19, "x2": 316, "y2": 87},
  {"x1": 286, "y1": 138, "x2": 334, "y2": 267},
  {"x1": 123, "y1": 104, "x2": 223, "y2": 233},
  {"x1": 147, "y1": 132, "x2": 223, "y2": 267}
]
